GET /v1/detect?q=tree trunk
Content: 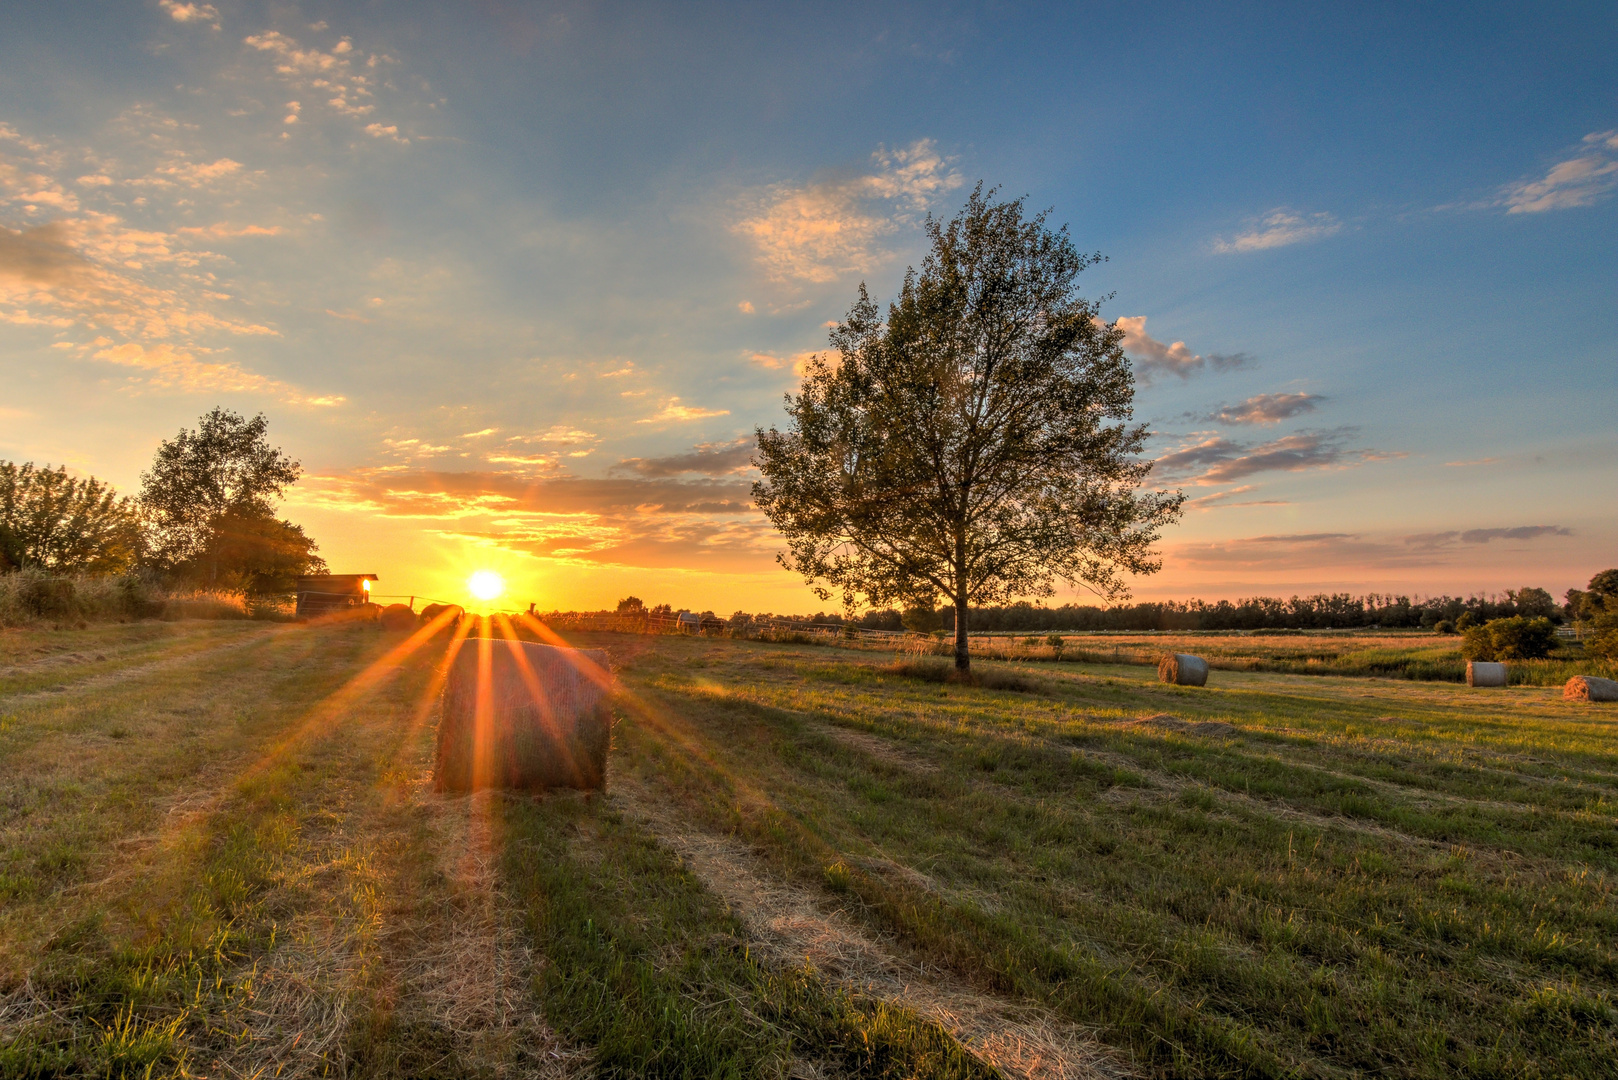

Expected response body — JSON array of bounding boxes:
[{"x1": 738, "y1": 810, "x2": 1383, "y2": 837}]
[{"x1": 954, "y1": 592, "x2": 970, "y2": 671}]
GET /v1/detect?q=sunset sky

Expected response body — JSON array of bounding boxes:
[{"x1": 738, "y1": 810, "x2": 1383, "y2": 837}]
[{"x1": 2, "y1": 1, "x2": 1614, "y2": 613}]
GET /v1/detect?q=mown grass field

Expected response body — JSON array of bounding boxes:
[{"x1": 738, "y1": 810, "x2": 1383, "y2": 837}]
[
  {"x1": 2, "y1": 620, "x2": 1616, "y2": 1078},
  {"x1": 886, "y1": 629, "x2": 1617, "y2": 686}
]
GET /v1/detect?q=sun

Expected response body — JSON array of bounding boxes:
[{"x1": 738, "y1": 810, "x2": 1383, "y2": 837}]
[{"x1": 467, "y1": 570, "x2": 505, "y2": 603}]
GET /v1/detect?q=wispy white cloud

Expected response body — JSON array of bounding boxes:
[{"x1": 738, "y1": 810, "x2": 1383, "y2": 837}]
[
  {"x1": 1501, "y1": 130, "x2": 1618, "y2": 213},
  {"x1": 735, "y1": 139, "x2": 961, "y2": 284},
  {"x1": 1213, "y1": 209, "x2": 1340, "y2": 253}
]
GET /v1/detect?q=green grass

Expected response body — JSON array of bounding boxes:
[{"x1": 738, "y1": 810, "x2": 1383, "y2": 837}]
[{"x1": 566, "y1": 632, "x2": 1618, "y2": 1079}]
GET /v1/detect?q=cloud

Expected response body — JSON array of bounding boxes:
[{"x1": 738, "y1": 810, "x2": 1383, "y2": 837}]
[
  {"x1": 1154, "y1": 430, "x2": 1399, "y2": 485},
  {"x1": 244, "y1": 30, "x2": 400, "y2": 133},
  {"x1": 0, "y1": 219, "x2": 274, "y2": 339},
  {"x1": 1502, "y1": 131, "x2": 1618, "y2": 213},
  {"x1": 613, "y1": 437, "x2": 756, "y2": 478},
  {"x1": 637, "y1": 397, "x2": 730, "y2": 423},
  {"x1": 747, "y1": 349, "x2": 822, "y2": 375},
  {"x1": 1213, "y1": 209, "x2": 1341, "y2": 253},
  {"x1": 735, "y1": 138, "x2": 962, "y2": 284},
  {"x1": 160, "y1": 1, "x2": 220, "y2": 27},
  {"x1": 90, "y1": 341, "x2": 339, "y2": 404},
  {"x1": 1403, "y1": 525, "x2": 1572, "y2": 550},
  {"x1": 1207, "y1": 392, "x2": 1325, "y2": 425},
  {"x1": 1109, "y1": 316, "x2": 1251, "y2": 384},
  {"x1": 299, "y1": 468, "x2": 773, "y2": 571}
]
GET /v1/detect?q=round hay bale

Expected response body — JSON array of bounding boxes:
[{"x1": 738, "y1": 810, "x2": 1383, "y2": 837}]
[
  {"x1": 379, "y1": 603, "x2": 416, "y2": 632},
  {"x1": 435, "y1": 639, "x2": 614, "y2": 792},
  {"x1": 1564, "y1": 675, "x2": 1618, "y2": 703},
  {"x1": 1157, "y1": 653, "x2": 1209, "y2": 687},
  {"x1": 420, "y1": 602, "x2": 464, "y2": 626},
  {"x1": 1467, "y1": 661, "x2": 1507, "y2": 687}
]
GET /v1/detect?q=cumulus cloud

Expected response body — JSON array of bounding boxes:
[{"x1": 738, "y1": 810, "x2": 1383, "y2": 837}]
[
  {"x1": 160, "y1": 1, "x2": 220, "y2": 27},
  {"x1": 1213, "y1": 209, "x2": 1341, "y2": 253},
  {"x1": 612, "y1": 437, "x2": 756, "y2": 478},
  {"x1": 1153, "y1": 430, "x2": 1398, "y2": 485},
  {"x1": 735, "y1": 138, "x2": 962, "y2": 284},
  {"x1": 1207, "y1": 392, "x2": 1325, "y2": 425},
  {"x1": 1501, "y1": 130, "x2": 1618, "y2": 213},
  {"x1": 1108, "y1": 315, "x2": 1251, "y2": 384},
  {"x1": 636, "y1": 397, "x2": 730, "y2": 423}
]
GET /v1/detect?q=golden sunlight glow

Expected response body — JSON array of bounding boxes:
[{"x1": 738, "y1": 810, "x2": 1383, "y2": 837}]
[{"x1": 468, "y1": 569, "x2": 506, "y2": 603}]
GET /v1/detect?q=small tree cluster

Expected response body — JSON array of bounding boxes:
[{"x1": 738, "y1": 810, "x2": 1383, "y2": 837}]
[
  {"x1": 0, "y1": 462, "x2": 144, "y2": 574},
  {"x1": 1461, "y1": 617, "x2": 1558, "y2": 661}
]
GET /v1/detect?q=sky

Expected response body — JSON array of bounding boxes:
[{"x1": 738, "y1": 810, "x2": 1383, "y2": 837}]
[{"x1": 1, "y1": 0, "x2": 1614, "y2": 614}]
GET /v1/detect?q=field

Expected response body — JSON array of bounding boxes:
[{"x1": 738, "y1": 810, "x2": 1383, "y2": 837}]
[
  {"x1": 873, "y1": 629, "x2": 1616, "y2": 687},
  {"x1": 2, "y1": 621, "x2": 1616, "y2": 1078}
]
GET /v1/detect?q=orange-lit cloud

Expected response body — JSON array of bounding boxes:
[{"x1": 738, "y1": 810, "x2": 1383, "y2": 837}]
[
  {"x1": 735, "y1": 138, "x2": 961, "y2": 284},
  {"x1": 1154, "y1": 431, "x2": 1400, "y2": 485},
  {"x1": 636, "y1": 397, "x2": 729, "y2": 423},
  {"x1": 1206, "y1": 392, "x2": 1324, "y2": 425}
]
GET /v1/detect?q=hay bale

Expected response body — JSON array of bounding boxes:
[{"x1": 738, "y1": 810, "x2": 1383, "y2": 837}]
[
  {"x1": 379, "y1": 603, "x2": 416, "y2": 631},
  {"x1": 421, "y1": 602, "x2": 464, "y2": 624},
  {"x1": 1564, "y1": 675, "x2": 1618, "y2": 702},
  {"x1": 1467, "y1": 661, "x2": 1507, "y2": 687},
  {"x1": 435, "y1": 639, "x2": 613, "y2": 792},
  {"x1": 1158, "y1": 653, "x2": 1209, "y2": 687}
]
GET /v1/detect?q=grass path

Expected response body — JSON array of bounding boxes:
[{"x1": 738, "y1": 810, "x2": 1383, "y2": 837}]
[{"x1": 609, "y1": 768, "x2": 1125, "y2": 1080}]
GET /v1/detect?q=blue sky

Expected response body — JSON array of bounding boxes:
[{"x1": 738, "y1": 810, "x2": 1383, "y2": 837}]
[{"x1": 1, "y1": 1, "x2": 1613, "y2": 611}]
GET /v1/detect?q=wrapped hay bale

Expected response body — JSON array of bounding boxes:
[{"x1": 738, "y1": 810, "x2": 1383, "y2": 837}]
[
  {"x1": 435, "y1": 640, "x2": 614, "y2": 792},
  {"x1": 1467, "y1": 661, "x2": 1507, "y2": 687},
  {"x1": 1158, "y1": 653, "x2": 1209, "y2": 687},
  {"x1": 1564, "y1": 675, "x2": 1618, "y2": 702},
  {"x1": 421, "y1": 602, "x2": 464, "y2": 625},
  {"x1": 379, "y1": 603, "x2": 416, "y2": 632}
]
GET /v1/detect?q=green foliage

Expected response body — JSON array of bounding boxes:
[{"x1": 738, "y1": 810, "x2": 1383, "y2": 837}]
[
  {"x1": 201, "y1": 508, "x2": 325, "y2": 597},
  {"x1": 1433, "y1": 619, "x2": 1457, "y2": 634},
  {"x1": 139, "y1": 407, "x2": 303, "y2": 572},
  {"x1": 1455, "y1": 611, "x2": 1478, "y2": 631},
  {"x1": 1507, "y1": 586, "x2": 1558, "y2": 619},
  {"x1": 754, "y1": 186, "x2": 1182, "y2": 671},
  {"x1": 1462, "y1": 616, "x2": 1558, "y2": 661},
  {"x1": 1587, "y1": 610, "x2": 1618, "y2": 662},
  {"x1": 901, "y1": 605, "x2": 943, "y2": 634},
  {"x1": 0, "y1": 461, "x2": 143, "y2": 574},
  {"x1": 616, "y1": 595, "x2": 645, "y2": 613}
]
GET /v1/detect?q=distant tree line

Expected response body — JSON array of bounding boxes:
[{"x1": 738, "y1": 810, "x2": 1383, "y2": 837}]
[{"x1": 0, "y1": 408, "x2": 324, "y2": 606}]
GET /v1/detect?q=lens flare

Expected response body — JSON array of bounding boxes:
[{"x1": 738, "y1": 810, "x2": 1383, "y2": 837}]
[{"x1": 468, "y1": 570, "x2": 505, "y2": 602}]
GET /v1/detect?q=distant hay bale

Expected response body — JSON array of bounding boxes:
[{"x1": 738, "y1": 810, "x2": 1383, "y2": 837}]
[
  {"x1": 379, "y1": 603, "x2": 416, "y2": 631},
  {"x1": 1467, "y1": 661, "x2": 1507, "y2": 687},
  {"x1": 421, "y1": 602, "x2": 464, "y2": 625},
  {"x1": 435, "y1": 640, "x2": 614, "y2": 792},
  {"x1": 1564, "y1": 675, "x2": 1618, "y2": 702},
  {"x1": 1158, "y1": 653, "x2": 1209, "y2": 686}
]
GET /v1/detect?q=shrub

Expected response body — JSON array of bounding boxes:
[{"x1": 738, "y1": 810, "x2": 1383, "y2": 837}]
[
  {"x1": 1456, "y1": 612, "x2": 1478, "y2": 632},
  {"x1": 1462, "y1": 616, "x2": 1557, "y2": 661},
  {"x1": 1433, "y1": 620, "x2": 1457, "y2": 635},
  {"x1": 1588, "y1": 611, "x2": 1618, "y2": 662}
]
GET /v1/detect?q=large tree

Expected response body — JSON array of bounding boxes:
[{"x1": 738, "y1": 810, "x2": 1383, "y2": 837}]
[
  {"x1": 140, "y1": 408, "x2": 320, "y2": 589},
  {"x1": 754, "y1": 187, "x2": 1183, "y2": 670},
  {"x1": 0, "y1": 461, "x2": 143, "y2": 574}
]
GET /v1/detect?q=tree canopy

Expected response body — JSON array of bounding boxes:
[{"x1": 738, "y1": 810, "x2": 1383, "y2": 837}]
[
  {"x1": 0, "y1": 461, "x2": 143, "y2": 574},
  {"x1": 139, "y1": 408, "x2": 322, "y2": 590},
  {"x1": 754, "y1": 186, "x2": 1183, "y2": 669}
]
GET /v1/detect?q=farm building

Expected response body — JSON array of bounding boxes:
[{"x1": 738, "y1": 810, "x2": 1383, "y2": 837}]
[{"x1": 294, "y1": 574, "x2": 379, "y2": 617}]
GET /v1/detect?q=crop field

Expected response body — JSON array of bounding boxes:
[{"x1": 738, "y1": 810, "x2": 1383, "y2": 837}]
[{"x1": 2, "y1": 620, "x2": 1617, "y2": 1078}]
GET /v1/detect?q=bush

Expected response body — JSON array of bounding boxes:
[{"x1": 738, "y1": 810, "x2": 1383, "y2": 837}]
[
  {"x1": 1433, "y1": 620, "x2": 1457, "y2": 635},
  {"x1": 1462, "y1": 616, "x2": 1557, "y2": 661},
  {"x1": 1455, "y1": 612, "x2": 1478, "y2": 632},
  {"x1": 1588, "y1": 611, "x2": 1618, "y2": 662}
]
